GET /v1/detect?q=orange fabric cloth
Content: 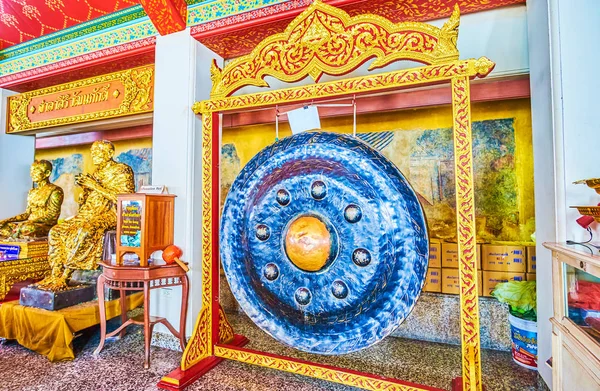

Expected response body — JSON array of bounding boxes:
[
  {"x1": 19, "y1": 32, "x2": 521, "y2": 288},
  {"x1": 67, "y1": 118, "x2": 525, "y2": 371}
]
[{"x1": 0, "y1": 292, "x2": 143, "y2": 362}]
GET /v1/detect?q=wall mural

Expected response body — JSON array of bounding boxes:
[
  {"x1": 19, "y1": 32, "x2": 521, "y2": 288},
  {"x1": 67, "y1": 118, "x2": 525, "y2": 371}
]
[
  {"x1": 221, "y1": 118, "x2": 534, "y2": 243},
  {"x1": 221, "y1": 143, "x2": 241, "y2": 210},
  {"x1": 116, "y1": 148, "x2": 152, "y2": 191},
  {"x1": 38, "y1": 145, "x2": 152, "y2": 220},
  {"x1": 48, "y1": 154, "x2": 84, "y2": 219}
]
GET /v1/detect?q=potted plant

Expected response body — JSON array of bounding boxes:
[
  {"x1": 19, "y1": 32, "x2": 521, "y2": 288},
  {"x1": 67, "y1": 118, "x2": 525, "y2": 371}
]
[{"x1": 492, "y1": 280, "x2": 537, "y2": 370}]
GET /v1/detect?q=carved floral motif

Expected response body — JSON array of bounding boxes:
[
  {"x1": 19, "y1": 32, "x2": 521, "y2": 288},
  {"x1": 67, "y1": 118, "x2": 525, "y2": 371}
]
[
  {"x1": 210, "y1": 1, "x2": 461, "y2": 98},
  {"x1": 452, "y1": 76, "x2": 482, "y2": 390}
]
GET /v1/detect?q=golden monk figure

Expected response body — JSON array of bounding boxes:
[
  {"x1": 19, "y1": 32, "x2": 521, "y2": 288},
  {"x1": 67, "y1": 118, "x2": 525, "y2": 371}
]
[
  {"x1": 0, "y1": 160, "x2": 63, "y2": 240},
  {"x1": 35, "y1": 140, "x2": 135, "y2": 291}
]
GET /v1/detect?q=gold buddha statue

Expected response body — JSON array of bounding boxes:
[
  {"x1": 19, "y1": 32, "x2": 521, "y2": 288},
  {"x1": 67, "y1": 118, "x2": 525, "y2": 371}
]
[
  {"x1": 0, "y1": 160, "x2": 63, "y2": 240},
  {"x1": 35, "y1": 140, "x2": 135, "y2": 291}
]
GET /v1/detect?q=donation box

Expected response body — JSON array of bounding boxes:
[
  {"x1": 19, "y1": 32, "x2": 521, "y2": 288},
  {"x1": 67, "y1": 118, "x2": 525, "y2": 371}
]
[{"x1": 116, "y1": 193, "x2": 176, "y2": 267}]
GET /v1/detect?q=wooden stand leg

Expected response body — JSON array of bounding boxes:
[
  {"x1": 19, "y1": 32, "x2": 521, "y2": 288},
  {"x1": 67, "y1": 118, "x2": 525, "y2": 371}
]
[
  {"x1": 157, "y1": 336, "x2": 249, "y2": 390},
  {"x1": 94, "y1": 275, "x2": 107, "y2": 355},
  {"x1": 119, "y1": 288, "x2": 127, "y2": 338},
  {"x1": 143, "y1": 281, "x2": 151, "y2": 369},
  {"x1": 179, "y1": 275, "x2": 189, "y2": 350}
]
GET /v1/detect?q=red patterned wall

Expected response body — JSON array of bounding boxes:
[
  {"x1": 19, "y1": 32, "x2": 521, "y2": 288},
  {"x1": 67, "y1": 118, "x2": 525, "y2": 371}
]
[{"x1": 0, "y1": 0, "x2": 138, "y2": 50}]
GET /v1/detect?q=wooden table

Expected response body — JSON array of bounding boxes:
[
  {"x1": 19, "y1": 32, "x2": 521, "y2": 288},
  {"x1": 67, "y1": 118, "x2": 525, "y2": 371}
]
[{"x1": 93, "y1": 261, "x2": 189, "y2": 369}]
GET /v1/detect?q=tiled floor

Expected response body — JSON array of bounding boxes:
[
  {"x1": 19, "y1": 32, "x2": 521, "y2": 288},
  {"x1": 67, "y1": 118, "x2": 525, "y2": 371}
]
[{"x1": 0, "y1": 311, "x2": 549, "y2": 391}]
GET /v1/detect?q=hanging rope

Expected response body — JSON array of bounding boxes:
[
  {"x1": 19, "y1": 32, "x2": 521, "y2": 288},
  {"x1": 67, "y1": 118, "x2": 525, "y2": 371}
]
[{"x1": 275, "y1": 105, "x2": 279, "y2": 142}]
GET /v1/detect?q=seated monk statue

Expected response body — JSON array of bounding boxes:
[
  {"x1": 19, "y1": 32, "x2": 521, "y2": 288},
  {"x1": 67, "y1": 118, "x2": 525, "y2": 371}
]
[
  {"x1": 0, "y1": 160, "x2": 63, "y2": 240},
  {"x1": 35, "y1": 140, "x2": 135, "y2": 291}
]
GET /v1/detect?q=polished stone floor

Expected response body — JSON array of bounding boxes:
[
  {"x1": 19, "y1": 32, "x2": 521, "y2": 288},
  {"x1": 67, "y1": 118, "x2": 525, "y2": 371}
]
[{"x1": 0, "y1": 310, "x2": 549, "y2": 391}]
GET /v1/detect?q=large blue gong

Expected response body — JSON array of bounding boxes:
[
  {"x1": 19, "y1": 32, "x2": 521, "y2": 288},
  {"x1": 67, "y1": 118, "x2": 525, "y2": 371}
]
[{"x1": 220, "y1": 131, "x2": 429, "y2": 355}]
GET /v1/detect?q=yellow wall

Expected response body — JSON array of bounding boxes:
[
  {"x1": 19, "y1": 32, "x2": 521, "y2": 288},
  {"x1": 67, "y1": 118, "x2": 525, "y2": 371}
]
[{"x1": 223, "y1": 98, "x2": 534, "y2": 240}]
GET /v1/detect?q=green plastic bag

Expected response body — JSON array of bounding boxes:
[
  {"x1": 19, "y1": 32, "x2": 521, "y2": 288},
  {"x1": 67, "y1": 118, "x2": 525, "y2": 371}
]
[{"x1": 491, "y1": 280, "x2": 537, "y2": 321}]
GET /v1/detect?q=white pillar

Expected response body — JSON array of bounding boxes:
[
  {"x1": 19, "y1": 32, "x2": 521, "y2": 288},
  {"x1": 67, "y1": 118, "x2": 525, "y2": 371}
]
[
  {"x1": 150, "y1": 30, "x2": 222, "y2": 342},
  {"x1": 528, "y1": 0, "x2": 600, "y2": 388},
  {"x1": 526, "y1": 0, "x2": 555, "y2": 387},
  {"x1": 0, "y1": 89, "x2": 35, "y2": 219},
  {"x1": 553, "y1": 1, "x2": 600, "y2": 241}
]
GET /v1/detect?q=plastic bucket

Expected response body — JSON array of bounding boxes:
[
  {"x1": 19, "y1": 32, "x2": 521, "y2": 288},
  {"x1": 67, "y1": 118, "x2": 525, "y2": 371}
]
[{"x1": 508, "y1": 313, "x2": 538, "y2": 370}]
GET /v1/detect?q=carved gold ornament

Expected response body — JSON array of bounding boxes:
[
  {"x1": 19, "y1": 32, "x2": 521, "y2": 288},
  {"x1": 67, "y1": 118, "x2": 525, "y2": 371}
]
[
  {"x1": 0, "y1": 256, "x2": 50, "y2": 300},
  {"x1": 6, "y1": 65, "x2": 154, "y2": 134},
  {"x1": 210, "y1": 0, "x2": 461, "y2": 98}
]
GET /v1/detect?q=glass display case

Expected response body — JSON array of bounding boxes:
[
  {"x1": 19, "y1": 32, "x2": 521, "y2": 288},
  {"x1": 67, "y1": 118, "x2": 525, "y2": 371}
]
[
  {"x1": 544, "y1": 242, "x2": 600, "y2": 391},
  {"x1": 565, "y1": 264, "x2": 600, "y2": 343}
]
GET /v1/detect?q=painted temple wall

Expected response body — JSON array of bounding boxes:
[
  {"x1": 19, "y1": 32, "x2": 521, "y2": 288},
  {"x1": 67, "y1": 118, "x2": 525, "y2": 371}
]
[
  {"x1": 35, "y1": 138, "x2": 153, "y2": 220},
  {"x1": 222, "y1": 99, "x2": 535, "y2": 244},
  {"x1": 0, "y1": 89, "x2": 35, "y2": 221}
]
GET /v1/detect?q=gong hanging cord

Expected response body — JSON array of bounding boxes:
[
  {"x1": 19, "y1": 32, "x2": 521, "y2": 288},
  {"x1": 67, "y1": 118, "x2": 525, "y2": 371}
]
[
  {"x1": 273, "y1": 97, "x2": 357, "y2": 139},
  {"x1": 275, "y1": 105, "x2": 280, "y2": 141}
]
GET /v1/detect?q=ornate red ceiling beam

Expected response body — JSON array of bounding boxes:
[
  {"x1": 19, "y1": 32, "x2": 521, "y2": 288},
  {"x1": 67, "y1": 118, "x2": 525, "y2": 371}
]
[
  {"x1": 0, "y1": 0, "x2": 139, "y2": 50},
  {"x1": 191, "y1": 0, "x2": 525, "y2": 59},
  {"x1": 0, "y1": 37, "x2": 156, "y2": 93},
  {"x1": 139, "y1": 0, "x2": 187, "y2": 35}
]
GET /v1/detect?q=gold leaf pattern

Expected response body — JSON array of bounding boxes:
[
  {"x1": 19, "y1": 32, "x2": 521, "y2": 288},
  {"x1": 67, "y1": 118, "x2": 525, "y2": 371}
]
[{"x1": 211, "y1": 1, "x2": 460, "y2": 98}]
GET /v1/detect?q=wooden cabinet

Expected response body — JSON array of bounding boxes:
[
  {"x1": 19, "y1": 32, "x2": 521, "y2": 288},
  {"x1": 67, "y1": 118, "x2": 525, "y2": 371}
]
[
  {"x1": 116, "y1": 194, "x2": 176, "y2": 267},
  {"x1": 544, "y1": 243, "x2": 600, "y2": 390}
]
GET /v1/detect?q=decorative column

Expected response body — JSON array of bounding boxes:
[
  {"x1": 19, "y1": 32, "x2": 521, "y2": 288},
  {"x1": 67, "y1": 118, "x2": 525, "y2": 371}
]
[
  {"x1": 452, "y1": 76, "x2": 482, "y2": 391},
  {"x1": 151, "y1": 30, "x2": 222, "y2": 341},
  {"x1": 526, "y1": 0, "x2": 600, "y2": 387}
]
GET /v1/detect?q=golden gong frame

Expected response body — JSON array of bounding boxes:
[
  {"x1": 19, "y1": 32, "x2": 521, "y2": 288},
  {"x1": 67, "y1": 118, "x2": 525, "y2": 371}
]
[{"x1": 160, "y1": 2, "x2": 494, "y2": 391}]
